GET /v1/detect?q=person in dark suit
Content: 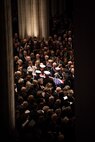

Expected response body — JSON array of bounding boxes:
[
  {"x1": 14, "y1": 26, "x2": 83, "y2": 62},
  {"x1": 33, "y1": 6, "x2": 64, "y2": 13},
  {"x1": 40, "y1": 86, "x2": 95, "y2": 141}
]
[{"x1": 43, "y1": 71, "x2": 56, "y2": 92}]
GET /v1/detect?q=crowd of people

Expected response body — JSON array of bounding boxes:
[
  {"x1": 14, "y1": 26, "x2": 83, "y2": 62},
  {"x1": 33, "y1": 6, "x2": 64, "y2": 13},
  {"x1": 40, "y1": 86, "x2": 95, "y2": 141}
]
[{"x1": 13, "y1": 18, "x2": 75, "y2": 142}]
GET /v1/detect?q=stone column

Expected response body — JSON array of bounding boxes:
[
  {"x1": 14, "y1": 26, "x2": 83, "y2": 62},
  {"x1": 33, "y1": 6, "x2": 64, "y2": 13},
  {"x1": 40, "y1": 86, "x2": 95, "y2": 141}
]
[
  {"x1": 39, "y1": 0, "x2": 49, "y2": 39},
  {"x1": 25, "y1": 0, "x2": 33, "y2": 36},
  {"x1": 0, "y1": 0, "x2": 15, "y2": 138},
  {"x1": 18, "y1": 0, "x2": 26, "y2": 38},
  {"x1": 32, "y1": 0, "x2": 39, "y2": 37},
  {"x1": 18, "y1": 0, "x2": 39, "y2": 38},
  {"x1": 4, "y1": 0, "x2": 15, "y2": 131},
  {"x1": 17, "y1": 0, "x2": 22, "y2": 37}
]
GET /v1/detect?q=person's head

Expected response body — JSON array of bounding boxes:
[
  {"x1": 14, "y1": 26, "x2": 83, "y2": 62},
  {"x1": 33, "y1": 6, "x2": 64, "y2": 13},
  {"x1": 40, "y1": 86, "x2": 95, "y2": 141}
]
[
  {"x1": 57, "y1": 133, "x2": 64, "y2": 142},
  {"x1": 15, "y1": 70, "x2": 22, "y2": 78},
  {"x1": 67, "y1": 60, "x2": 72, "y2": 66},
  {"x1": 32, "y1": 79, "x2": 38, "y2": 86},
  {"x1": 45, "y1": 40, "x2": 48, "y2": 46},
  {"x1": 50, "y1": 50, "x2": 55, "y2": 56},
  {"x1": 17, "y1": 59, "x2": 23, "y2": 66},
  {"x1": 51, "y1": 113, "x2": 58, "y2": 122},
  {"x1": 26, "y1": 44, "x2": 30, "y2": 50},
  {"x1": 47, "y1": 108, "x2": 54, "y2": 116},
  {"x1": 58, "y1": 36, "x2": 62, "y2": 41},
  {"x1": 68, "y1": 30, "x2": 72, "y2": 36},
  {"x1": 23, "y1": 50, "x2": 27, "y2": 56},
  {"x1": 26, "y1": 74, "x2": 32, "y2": 81},
  {"x1": 52, "y1": 62, "x2": 57, "y2": 68},
  {"x1": 63, "y1": 57, "x2": 68, "y2": 64},
  {"x1": 68, "y1": 37, "x2": 72, "y2": 42},
  {"x1": 42, "y1": 105, "x2": 49, "y2": 113},
  {"x1": 38, "y1": 78, "x2": 43, "y2": 85},
  {"x1": 70, "y1": 67, "x2": 74, "y2": 75},
  {"x1": 43, "y1": 51, "x2": 48, "y2": 56},
  {"x1": 21, "y1": 86, "x2": 26, "y2": 93},
  {"x1": 44, "y1": 46, "x2": 48, "y2": 51},
  {"x1": 69, "y1": 50, "x2": 73, "y2": 55},
  {"x1": 27, "y1": 95, "x2": 34, "y2": 103},
  {"x1": 70, "y1": 64, "x2": 74, "y2": 69},
  {"x1": 48, "y1": 59, "x2": 53, "y2": 66},
  {"x1": 55, "y1": 99, "x2": 61, "y2": 107},
  {"x1": 49, "y1": 95, "x2": 55, "y2": 103},
  {"x1": 48, "y1": 36, "x2": 52, "y2": 41},
  {"x1": 62, "y1": 106, "x2": 72, "y2": 117},
  {"x1": 56, "y1": 87, "x2": 62, "y2": 93},
  {"x1": 63, "y1": 85, "x2": 70, "y2": 91},
  {"x1": 36, "y1": 53, "x2": 40, "y2": 59},
  {"x1": 28, "y1": 60, "x2": 32, "y2": 66},
  {"x1": 65, "y1": 37, "x2": 68, "y2": 42},
  {"x1": 38, "y1": 102, "x2": 45, "y2": 109},
  {"x1": 37, "y1": 109, "x2": 44, "y2": 116},
  {"x1": 18, "y1": 78, "x2": 24, "y2": 84},
  {"x1": 63, "y1": 85, "x2": 70, "y2": 96},
  {"x1": 67, "y1": 89, "x2": 74, "y2": 97},
  {"x1": 14, "y1": 56, "x2": 19, "y2": 62},
  {"x1": 26, "y1": 81, "x2": 32, "y2": 89},
  {"x1": 25, "y1": 56, "x2": 31, "y2": 62},
  {"x1": 21, "y1": 101, "x2": 29, "y2": 110},
  {"x1": 36, "y1": 90, "x2": 43, "y2": 97},
  {"x1": 30, "y1": 52, "x2": 35, "y2": 58},
  {"x1": 61, "y1": 116, "x2": 69, "y2": 124},
  {"x1": 63, "y1": 33, "x2": 67, "y2": 38},
  {"x1": 44, "y1": 55, "x2": 49, "y2": 61},
  {"x1": 17, "y1": 96, "x2": 24, "y2": 104},
  {"x1": 45, "y1": 82, "x2": 53, "y2": 88},
  {"x1": 18, "y1": 66, "x2": 23, "y2": 72},
  {"x1": 14, "y1": 33, "x2": 18, "y2": 38},
  {"x1": 54, "y1": 34, "x2": 57, "y2": 40},
  {"x1": 35, "y1": 60, "x2": 40, "y2": 66},
  {"x1": 55, "y1": 108, "x2": 61, "y2": 117}
]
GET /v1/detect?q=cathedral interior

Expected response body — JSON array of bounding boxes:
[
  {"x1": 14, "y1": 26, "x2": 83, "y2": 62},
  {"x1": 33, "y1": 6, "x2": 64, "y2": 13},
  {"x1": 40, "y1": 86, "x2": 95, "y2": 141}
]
[{"x1": 1, "y1": 0, "x2": 95, "y2": 142}]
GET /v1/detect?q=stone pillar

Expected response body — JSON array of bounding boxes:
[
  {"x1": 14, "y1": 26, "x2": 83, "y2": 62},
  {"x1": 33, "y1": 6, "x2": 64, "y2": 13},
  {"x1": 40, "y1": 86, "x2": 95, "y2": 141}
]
[
  {"x1": 18, "y1": 0, "x2": 26, "y2": 38},
  {"x1": 25, "y1": 0, "x2": 33, "y2": 37},
  {"x1": 17, "y1": 0, "x2": 22, "y2": 37},
  {"x1": 39, "y1": 0, "x2": 49, "y2": 39},
  {"x1": 0, "y1": 0, "x2": 15, "y2": 139},
  {"x1": 32, "y1": 0, "x2": 39, "y2": 37}
]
